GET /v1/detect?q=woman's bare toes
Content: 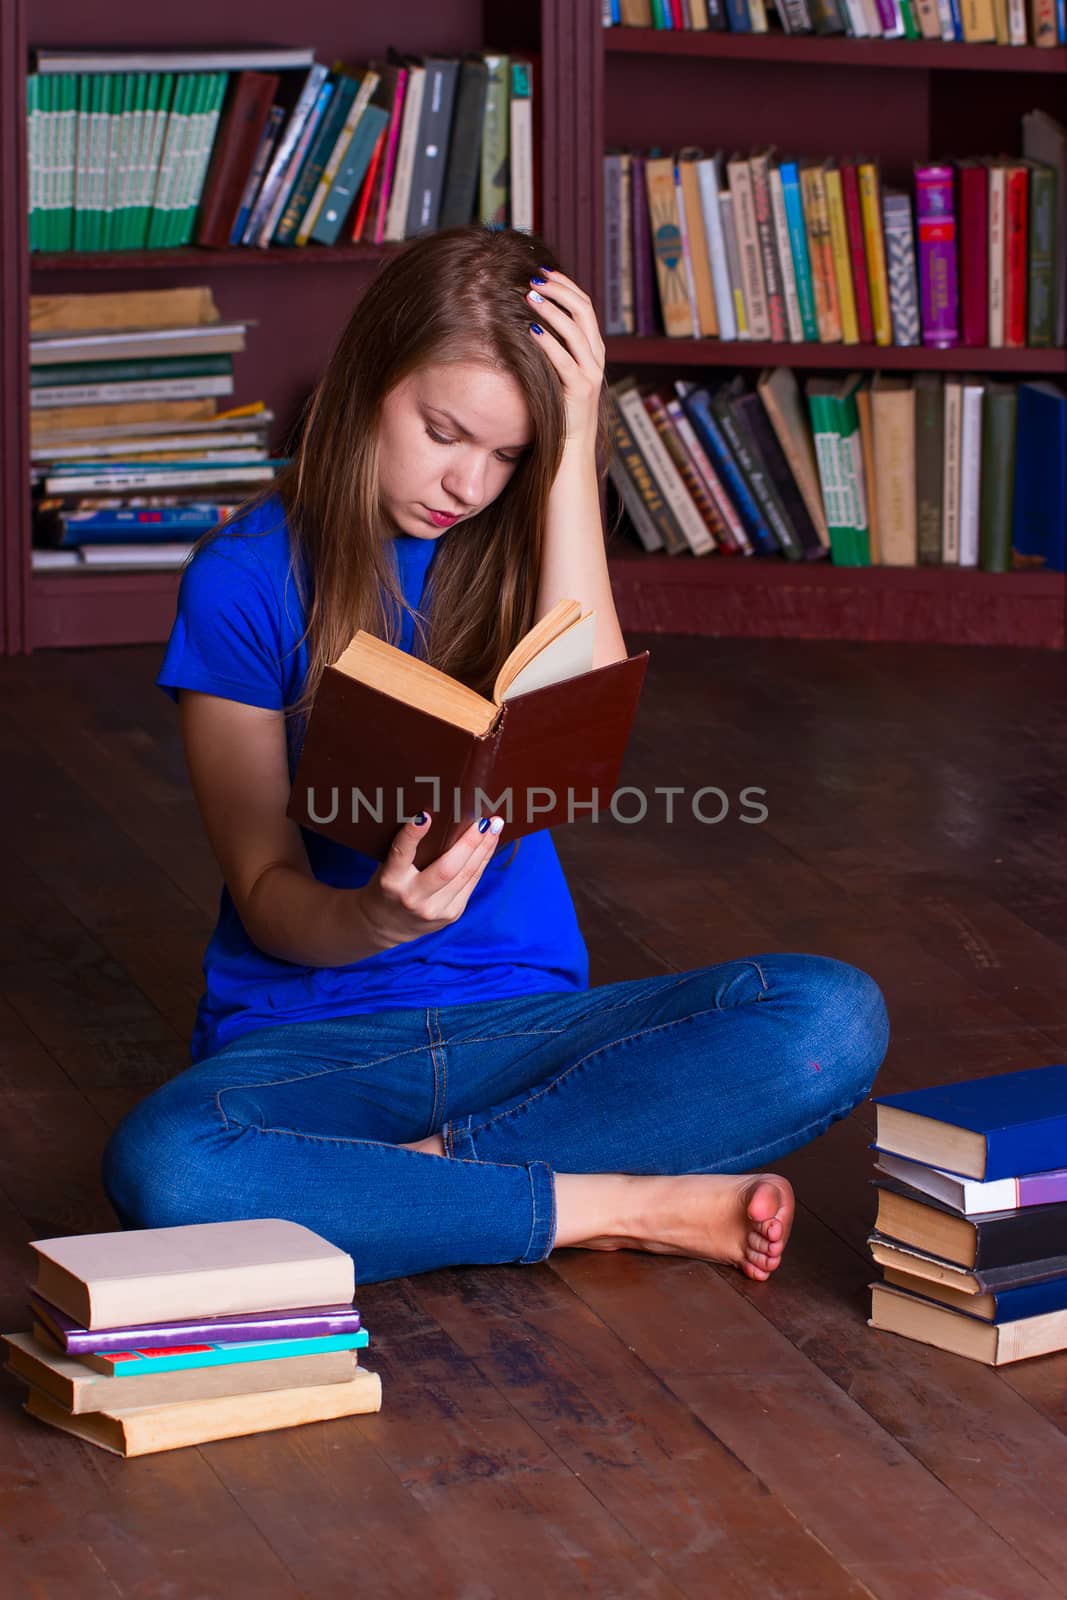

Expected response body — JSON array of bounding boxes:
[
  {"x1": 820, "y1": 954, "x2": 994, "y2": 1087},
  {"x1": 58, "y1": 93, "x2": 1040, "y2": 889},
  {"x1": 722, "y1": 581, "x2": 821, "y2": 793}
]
[{"x1": 740, "y1": 1176, "x2": 795, "y2": 1281}]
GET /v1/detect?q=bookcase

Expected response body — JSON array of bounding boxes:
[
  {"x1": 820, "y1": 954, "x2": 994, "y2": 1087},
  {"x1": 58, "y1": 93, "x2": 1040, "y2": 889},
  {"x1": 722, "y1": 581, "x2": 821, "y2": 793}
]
[{"x1": 1, "y1": 0, "x2": 1064, "y2": 654}]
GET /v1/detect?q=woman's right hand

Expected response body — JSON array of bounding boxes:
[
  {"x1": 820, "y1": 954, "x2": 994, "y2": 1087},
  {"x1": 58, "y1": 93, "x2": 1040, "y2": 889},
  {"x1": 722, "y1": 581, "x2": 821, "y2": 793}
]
[{"x1": 356, "y1": 813, "x2": 505, "y2": 951}]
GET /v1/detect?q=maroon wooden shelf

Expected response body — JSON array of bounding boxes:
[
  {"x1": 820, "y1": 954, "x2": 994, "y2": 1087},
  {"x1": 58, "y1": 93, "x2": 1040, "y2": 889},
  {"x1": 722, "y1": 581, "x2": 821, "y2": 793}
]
[
  {"x1": 30, "y1": 243, "x2": 398, "y2": 272},
  {"x1": 605, "y1": 337, "x2": 1067, "y2": 374},
  {"x1": 29, "y1": 568, "x2": 181, "y2": 649},
  {"x1": 28, "y1": 556, "x2": 1064, "y2": 652},
  {"x1": 603, "y1": 28, "x2": 1067, "y2": 73},
  {"x1": 608, "y1": 551, "x2": 1066, "y2": 649}
]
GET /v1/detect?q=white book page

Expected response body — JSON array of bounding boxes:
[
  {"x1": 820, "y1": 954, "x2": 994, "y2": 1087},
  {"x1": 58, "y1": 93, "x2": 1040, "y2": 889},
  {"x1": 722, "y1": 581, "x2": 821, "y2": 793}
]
[{"x1": 499, "y1": 612, "x2": 596, "y2": 702}]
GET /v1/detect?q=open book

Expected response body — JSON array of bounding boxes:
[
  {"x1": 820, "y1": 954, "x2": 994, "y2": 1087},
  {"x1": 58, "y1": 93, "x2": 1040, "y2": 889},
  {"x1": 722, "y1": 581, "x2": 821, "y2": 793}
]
[{"x1": 287, "y1": 599, "x2": 649, "y2": 863}]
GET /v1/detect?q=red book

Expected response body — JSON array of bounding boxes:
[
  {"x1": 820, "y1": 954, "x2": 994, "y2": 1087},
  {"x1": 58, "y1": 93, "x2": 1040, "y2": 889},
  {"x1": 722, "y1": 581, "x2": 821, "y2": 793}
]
[
  {"x1": 957, "y1": 161, "x2": 989, "y2": 348},
  {"x1": 349, "y1": 126, "x2": 387, "y2": 242},
  {"x1": 372, "y1": 65, "x2": 408, "y2": 245},
  {"x1": 670, "y1": 0, "x2": 686, "y2": 23},
  {"x1": 1002, "y1": 163, "x2": 1029, "y2": 349},
  {"x1": 194, "y1": 72, "x2": 279, "y2": 248},
  {"x1": 840, "y1": 163, "x2": 875, "y2": 345}
]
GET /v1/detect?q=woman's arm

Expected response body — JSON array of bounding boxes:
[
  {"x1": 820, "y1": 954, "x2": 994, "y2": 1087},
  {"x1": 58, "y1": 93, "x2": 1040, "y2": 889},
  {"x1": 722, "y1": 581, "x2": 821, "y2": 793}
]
[
  {"x1": 526, "y1": 268, "x2": 628, "y2": 670},
  {"x1": 179, "y1": 692, "x2": 505, "y2": 968}
]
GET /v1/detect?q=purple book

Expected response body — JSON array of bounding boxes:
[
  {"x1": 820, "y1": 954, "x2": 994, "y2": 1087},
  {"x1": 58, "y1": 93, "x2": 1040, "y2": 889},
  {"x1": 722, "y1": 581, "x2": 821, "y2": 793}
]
[
  {"x1": 30, "y1": 1292, "x2": 361, "y2": 1354},
  {"x1": 915, "y1": 164, "x2": 960, "y2": 349},
  {"x1": 630, "y1": 153, "x2": 658, "y2": 337}
]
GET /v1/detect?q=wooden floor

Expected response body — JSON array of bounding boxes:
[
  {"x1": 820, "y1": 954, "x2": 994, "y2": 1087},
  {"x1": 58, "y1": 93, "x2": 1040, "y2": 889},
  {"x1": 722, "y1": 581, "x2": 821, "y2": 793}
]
[{"x1": 1, "y1": 633, "x2": 1066, "y2": 1598}]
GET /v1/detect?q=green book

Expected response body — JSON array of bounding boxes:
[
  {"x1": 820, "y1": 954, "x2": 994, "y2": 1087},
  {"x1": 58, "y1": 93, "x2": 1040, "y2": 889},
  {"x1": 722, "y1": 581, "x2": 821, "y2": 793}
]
[
  {"x1": 165, "y1": 73, "x2": 211, "y2": 248},
  {"x1": 101, "y1": 72, "x2": 129, "y2": 251},
  {"x1": 27, "y1": 73, "x2": 39, "y2": 251},
  {"x1": 308, "y1": 100, "x2": 388, "y2": 246},
  {"x1": 31, "y1": 354, "x2": 233, "y2": 388},
  {"x1": 978, "y1": 382, "x2": 1017, "y2": 574},
  {"x1": 479, "y1": 53, "x2": 509, "y2": 227},
  {"x1": 176, "y1": 72, "x2": 229, "y2": 247},
  {"x1": 146, "y1": 72, "x2": 196, "y2": 248},
  {"x1": 1027, "y1": 161, "x2": 1055, "y2": 350},
  {"x1": 273, "y1": 73, "x2": 357, "y2": 245},
  {"x1": 899, "y1": 0, "x2": 921, "y2": 38},
  {"x1": 807, "y1": 377, "x2": 870, "y2": 567},
  {"x1": 131, "y1": 74, "x2": 173, "y2": 249},
  {"x1": 914, "y1": 372, "x2": 944, "y2": 566}
]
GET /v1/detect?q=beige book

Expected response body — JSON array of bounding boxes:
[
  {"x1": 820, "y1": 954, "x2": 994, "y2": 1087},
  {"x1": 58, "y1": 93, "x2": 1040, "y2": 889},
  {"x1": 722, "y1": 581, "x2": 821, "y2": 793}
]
[
  {"x1": 941, "y1": 378, "x2": 962, "y2": 563},
  {"x1": 383, "y1": 62, "x2": 427, "y2": 242},
  {"x1": 24, "y1": 1368, "x2": 382, "y2": 1456},
  {"x1": 800, "y1": 163, "x2": 842, "y2": 344},
  {"x1": 644, "y1": 158, "x2": 694, "y2": 338},
  {"x1": 31, "y1": 399, "x2": 218, "y2": 437},
  {"x1": 911, "y1": 0, "x2": 944, "y2": 34},
  {"x1": 854, "y1": 383, "x2": 882, "y2": 565},
  {"x1": 990, "y1": 0, "x2": 1010, "y2": 39},
  {"x1": 31, "y1": 1219, "x2": 355, "y2": 1330},
  {"x1": 756, "y1": 368, "x2": 829, "y2": 549},
  {"x1": 30, "y1": 288, "x2": 220, "y2": 335},
  {"x1": 870, "y1": 375, "x2": 916, "y2": 566},
  {"x1": 726, "y1": 156, "x2": 770, "y2": 340},
  {"x1": 4, "y1": 1332, "x2": 358, "y2": 1414},
  {"x1": 959, "y1": 0, "x2": 997, "y2": 36},
  {"x1": 868, "y1": 1235, "x2": 986, "y2": 1293},
  {"x1": 335, "y1": 600, "x2": 596, "y2": 737},
  {"x1": 677, "y1": 151, "x2": 719, "y2": 338},
  {"x1": 869, "y1": 1282, "x2": 1067, "y2": 1365}
]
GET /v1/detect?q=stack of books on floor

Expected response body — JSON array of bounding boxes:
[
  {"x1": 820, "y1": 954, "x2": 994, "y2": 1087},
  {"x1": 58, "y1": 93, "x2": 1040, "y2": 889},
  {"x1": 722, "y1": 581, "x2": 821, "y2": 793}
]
[
  {"x1": 27, "y1": 45, "x2": 536, "y2": 253},
  {"x1": 608, "y1": 367, "x2": 1066, "y2": 572},
  {"x1": 867, "y1": 1063, "x2": 1067, "y2": 1365},
  {"x1": 603, "y1": 0, "x2": 1064, "y2": 47},
  {"x1": 4, "y1": 1219, "x2": 380, "y2": 1456},
  {"x1": 31, "y1": 285, "x2": 283, "y2": 572},
  {"x1": 604, "y1": 112, "x2": 1066, "y2": 351}
]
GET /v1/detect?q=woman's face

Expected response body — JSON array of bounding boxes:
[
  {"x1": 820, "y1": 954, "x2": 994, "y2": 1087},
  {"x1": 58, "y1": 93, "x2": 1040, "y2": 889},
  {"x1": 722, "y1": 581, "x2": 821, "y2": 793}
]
[{"x1": 377, "y1": 361, "x2": 532, "y2": 539}]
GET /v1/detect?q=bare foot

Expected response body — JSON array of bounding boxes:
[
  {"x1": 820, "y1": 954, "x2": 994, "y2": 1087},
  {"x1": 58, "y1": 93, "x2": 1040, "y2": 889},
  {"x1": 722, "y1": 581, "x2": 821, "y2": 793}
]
[{"x1": 572, "y1": 1172, "x2": 795, "y2": 1283}]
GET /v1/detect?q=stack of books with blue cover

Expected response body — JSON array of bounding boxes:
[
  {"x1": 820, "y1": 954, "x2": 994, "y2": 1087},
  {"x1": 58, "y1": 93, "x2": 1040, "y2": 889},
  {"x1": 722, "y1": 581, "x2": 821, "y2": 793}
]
[
  {"x1": 3, "y1": 1219, "x2": 380, "y2": 1455},
  {"x1": 868, "y1": 1063, "x2": 1067, "y2": 1365}
]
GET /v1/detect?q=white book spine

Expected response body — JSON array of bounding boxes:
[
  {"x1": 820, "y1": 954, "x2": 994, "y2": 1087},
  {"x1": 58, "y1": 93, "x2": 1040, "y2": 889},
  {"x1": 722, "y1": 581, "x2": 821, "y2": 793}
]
[
  {"x1": 941, "y1": 380, "x2": 962, "y2": 563},
  {"x1": 957, "y1": 382, "x2": 983, "y2": 568},
  {"x1": 863, "y1": 0, "x2": 887, "y2": 30},
  {"x1": 32, "y1": 375, "x2": 235, "y2": 407},
  {"x1": 842, "y1": 0, "x2": 870, "y2": 33},
  {"x1": 934, "y1": 0, "x2": 956, "y2": 38},
  {"x1": 1007, "y1": 0, "x2": 1027, "y2": 42},
  {"x1": 509, "y1": 90, "x2": 533, "y2": 233},
  {"x1": 768, "y1": 168, "x2": 804, "y2": 342},
  {"x1": 384, "y1": 68, "x2": 426, "y2": 242},
  {"x1": 696, "y1": 156, "x2": 737, "y2": 341},
  {"x1": 614, "y1": 385, "x2": 712, "y2": 555}
]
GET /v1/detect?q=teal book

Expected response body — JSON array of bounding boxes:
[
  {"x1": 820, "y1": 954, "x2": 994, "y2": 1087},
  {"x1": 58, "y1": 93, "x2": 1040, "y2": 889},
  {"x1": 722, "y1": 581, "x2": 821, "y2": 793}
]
[
  {"x1": 86, "y1": 1329, "x2": 370, "y2": 1376},
  {"x1": 309, "y1": 102, "x2": 388, "y2": 245},
  {"x1": 778, "y1": 161, "x2": 819, "y2": 341},
  {"x1": 31, "y1": 354, "x2": 233, "y2": 388}
]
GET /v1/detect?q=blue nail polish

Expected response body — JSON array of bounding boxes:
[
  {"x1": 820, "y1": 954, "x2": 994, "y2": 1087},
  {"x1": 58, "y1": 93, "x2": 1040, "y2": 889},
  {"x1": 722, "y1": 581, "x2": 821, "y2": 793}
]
[
  {"x1": 477, "y1": 817, "x2": 491, "y2": 834},
  {"x1": 414, "y1": 811, "x2": 428, "y2": 825},
  {"x1": 538, "y1": 266, "x2": 553, "y2": 276},
  {"x1": 530, "y1": 323, "x2": 544, "y2": 336},
  {"x1": 530, "y1": 276, "x2": 546, "y2": 286}
]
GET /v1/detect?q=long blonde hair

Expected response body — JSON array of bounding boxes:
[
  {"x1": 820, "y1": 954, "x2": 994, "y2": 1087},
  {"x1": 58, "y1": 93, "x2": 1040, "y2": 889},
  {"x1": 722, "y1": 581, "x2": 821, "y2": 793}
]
[{"x1": 248, "y1": 224, "x2": 613, "y2": 726}]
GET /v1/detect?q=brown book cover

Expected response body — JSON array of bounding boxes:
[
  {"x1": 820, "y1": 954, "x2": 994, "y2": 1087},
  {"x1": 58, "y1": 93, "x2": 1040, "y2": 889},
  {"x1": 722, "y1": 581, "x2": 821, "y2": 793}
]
[
  {"x1": 287, "y1": 625, "x2": 649, "y2": 869},
  {"x1": 195, "y1": 72, "x2": 280, "y2": 248}
]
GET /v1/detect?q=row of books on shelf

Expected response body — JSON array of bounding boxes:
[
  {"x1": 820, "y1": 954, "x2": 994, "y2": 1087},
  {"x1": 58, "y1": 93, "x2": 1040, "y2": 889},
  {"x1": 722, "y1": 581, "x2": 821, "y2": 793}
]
[
  {"x1": 868, "y1": 1064, "x2": 1067, "y2": 1366},
  {"x1": 608, "y1": 368, "x2": 1066, "y2": 569},
  {"x1": 4, "y1": 1219, "x2": 379, "y2": 1455},
  {"x1": 30, "y1": 286, "x2": 285, "y2": 571},
  {"x1": 602, "y1": 0, "x2": 1065, "y2": 45},
  {"x1": 27, "y1": 44, "x2": 534, "y2": 254},
  {"x1": 605, "y1": 110, "x2": 1067, "y2": 350}
]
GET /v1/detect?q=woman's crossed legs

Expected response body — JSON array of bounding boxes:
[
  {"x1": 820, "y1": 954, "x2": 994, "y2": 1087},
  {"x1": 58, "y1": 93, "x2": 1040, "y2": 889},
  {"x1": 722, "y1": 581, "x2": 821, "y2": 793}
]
[{"x1": 103, "y1": 953, "x2": 889, "y2": 1286}]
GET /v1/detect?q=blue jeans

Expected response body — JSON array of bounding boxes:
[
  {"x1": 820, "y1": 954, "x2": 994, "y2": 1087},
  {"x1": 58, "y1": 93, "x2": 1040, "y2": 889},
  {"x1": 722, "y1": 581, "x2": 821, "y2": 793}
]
[{"x1": 103, "y1": 953, "x2": 889, "y2": 1285}]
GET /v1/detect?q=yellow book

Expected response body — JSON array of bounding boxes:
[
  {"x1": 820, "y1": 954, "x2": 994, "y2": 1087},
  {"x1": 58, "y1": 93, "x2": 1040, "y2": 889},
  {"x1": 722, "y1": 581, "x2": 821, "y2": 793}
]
[
  {"x1": 858, "y1": 162, "x2": 892, "y2": 348},
  {"x1": 677, "y1": 150, "x2": 719, "y2": 338},
  {"x1": 823, "y1": 164, "x2": 859, "y2": 346},
  {"x1": 296, "y1": 67, "x2": 381, "y2": 246},
  {"x1": 644, "y1": 157, "x2": 695, "y2": 338},
  {"x1": 799, "y1": 164, "x2": 841, "y2": 343},
  {"x1": 960, "y1": 0, "x2": 997, "y2": 36},
  {"x1": 30, "y1": 288, "x2": 220, "y2": 335}
]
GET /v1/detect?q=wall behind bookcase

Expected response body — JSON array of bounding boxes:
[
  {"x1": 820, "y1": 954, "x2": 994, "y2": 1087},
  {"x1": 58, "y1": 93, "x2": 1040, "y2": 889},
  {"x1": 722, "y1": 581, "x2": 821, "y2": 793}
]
[{"x1": 28, "y1": 1, "x2": 545, "y2": 449}]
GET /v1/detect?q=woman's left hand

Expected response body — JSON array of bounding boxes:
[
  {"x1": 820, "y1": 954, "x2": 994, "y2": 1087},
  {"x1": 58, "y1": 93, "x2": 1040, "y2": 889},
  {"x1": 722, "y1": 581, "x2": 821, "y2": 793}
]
[{"x1": 526, "y1": 267, "x2": 606, "y2": 450}]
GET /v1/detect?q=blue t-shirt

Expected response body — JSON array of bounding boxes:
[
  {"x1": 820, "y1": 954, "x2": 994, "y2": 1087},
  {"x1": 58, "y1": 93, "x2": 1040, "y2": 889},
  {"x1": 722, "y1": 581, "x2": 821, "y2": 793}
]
[{"x1": 158, "y1": 497, "x2": 589, "y2": 1063}]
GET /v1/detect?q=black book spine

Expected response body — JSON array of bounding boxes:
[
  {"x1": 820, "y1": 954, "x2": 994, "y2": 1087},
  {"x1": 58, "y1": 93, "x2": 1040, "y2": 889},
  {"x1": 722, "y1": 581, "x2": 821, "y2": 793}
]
[
  {"x1": 734, "y1": 390, "x2": 825, "y2": 559},
  {"x1": 973, "y1": 1200, "x2": 1067, "y2": 1270},
  {"x1": 711, "y1": 382, "x2": 804, "y2": 561},
  {"x1": 439, "y1": 58, "x2": 488, "y2": 228}
]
